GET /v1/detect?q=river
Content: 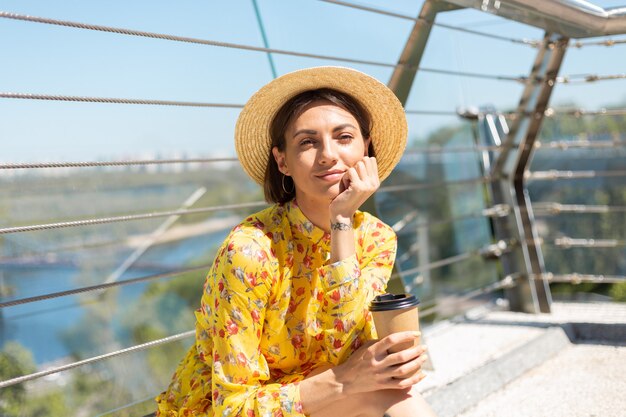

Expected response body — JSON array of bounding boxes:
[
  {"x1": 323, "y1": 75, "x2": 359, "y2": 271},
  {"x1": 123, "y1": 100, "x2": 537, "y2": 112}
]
[{"x1": 0, "y1": 228, "x2": 230, "y2": 365}]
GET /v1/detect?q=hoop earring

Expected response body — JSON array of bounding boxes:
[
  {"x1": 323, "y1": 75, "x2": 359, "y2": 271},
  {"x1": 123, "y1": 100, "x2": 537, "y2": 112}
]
[{"x1": 282, "y1": 175, "x2": 294, "y2": 194}]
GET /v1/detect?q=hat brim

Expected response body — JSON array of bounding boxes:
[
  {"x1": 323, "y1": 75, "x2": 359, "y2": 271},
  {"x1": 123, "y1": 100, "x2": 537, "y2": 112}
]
[{"x1": 235, "y1": 66, "x2": 407, "y2": 185}]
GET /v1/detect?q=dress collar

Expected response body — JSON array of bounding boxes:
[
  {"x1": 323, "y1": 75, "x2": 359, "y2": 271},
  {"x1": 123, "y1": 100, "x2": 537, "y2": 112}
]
[{"x1": 285, "y1": 200, "x2": 329, "y2": 245}]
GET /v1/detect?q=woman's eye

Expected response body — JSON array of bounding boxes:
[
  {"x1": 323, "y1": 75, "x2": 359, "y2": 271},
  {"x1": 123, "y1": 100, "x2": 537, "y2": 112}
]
[
  {"x1": 300, "y1": 138, "x2": 314, "y2": 146},
  {"x1": 338, "y1": 134, "x2": 354, "y2": 141}
]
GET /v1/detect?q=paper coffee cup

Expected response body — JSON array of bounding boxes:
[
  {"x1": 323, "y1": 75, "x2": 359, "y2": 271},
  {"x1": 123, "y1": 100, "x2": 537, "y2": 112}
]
[{"x1": 369, "y1": 293, "x2": 421, "y2": 353}]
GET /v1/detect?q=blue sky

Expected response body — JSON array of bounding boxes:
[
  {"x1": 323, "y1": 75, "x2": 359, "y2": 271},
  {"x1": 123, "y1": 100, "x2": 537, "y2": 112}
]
[{"x1": 1, "y1": 0, "x2": 625, "y2": 163}]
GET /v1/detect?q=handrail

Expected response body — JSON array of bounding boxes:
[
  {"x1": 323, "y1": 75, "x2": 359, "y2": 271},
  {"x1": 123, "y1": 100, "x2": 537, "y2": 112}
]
[
  {"x1": 318, "y1": 0, "x2": 540, "y2": 46},
  {"x1": 443, "y1": 0, "x2": 626, "y2": 38}
]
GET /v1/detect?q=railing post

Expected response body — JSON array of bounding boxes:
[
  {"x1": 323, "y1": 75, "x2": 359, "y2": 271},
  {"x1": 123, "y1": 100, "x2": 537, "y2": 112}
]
[
  {"x1": 387, "y1": 0, "x2": 462, "y2": 103},
  {"x1": 374, "y1": 0, "x2": 462, "y2": 293},
  {"x1": 488, "y1": 32, "x2": 570, "y2": 313}
]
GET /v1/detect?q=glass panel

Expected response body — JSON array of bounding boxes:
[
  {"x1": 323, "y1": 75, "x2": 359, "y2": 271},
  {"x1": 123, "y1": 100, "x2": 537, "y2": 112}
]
[
  {"x1": 529, "y1": 144, "x2": 626, "y2": 278},
  {"x1": 377, "y1": 121, "x2": 500, "y2": 316}
]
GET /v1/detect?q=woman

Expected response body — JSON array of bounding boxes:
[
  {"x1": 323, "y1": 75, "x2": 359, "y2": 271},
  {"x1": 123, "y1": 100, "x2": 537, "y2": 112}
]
[{"x1": 156, "y1": 67, "x2": 436, "y2": 417}]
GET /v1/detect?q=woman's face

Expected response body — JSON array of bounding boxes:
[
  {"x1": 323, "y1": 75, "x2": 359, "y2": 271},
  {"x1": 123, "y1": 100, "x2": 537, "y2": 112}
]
[{"x1": 272, "y1": 100, "x2": 370, "y2": 205}]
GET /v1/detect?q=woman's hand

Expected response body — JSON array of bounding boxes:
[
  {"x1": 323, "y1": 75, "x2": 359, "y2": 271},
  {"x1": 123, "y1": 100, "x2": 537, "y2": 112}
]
[
  {"x1": 329, "y1": 157, "x2": 379, "y2": 222},
  {"x1": 334, "y1": 331, "x2": 428, "y2": 395}
]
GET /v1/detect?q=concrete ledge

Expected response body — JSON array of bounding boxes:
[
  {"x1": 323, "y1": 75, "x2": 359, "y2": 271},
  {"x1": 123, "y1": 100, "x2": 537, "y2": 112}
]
[
  {"x1": 568, "y1": 322, "x2": 626, "y2": 344},
  {"x1": 425, "y1": 326, "x2": 571, "y2": 417}
]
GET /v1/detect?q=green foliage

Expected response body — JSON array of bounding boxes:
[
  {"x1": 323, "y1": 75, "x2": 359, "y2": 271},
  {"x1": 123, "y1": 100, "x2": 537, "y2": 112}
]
[
  {"x1": 609, "y1": 280, "x2": 626, "y2": 302},
  {"x1": 144, "y1": 268, "x2": 207, "y2": 310},
  {"x1": 0, "y1": 342, "x2": 36, "y2": 413},
  {"x1": 0, "y1": 342, "x2": 69, "y2": 416}
]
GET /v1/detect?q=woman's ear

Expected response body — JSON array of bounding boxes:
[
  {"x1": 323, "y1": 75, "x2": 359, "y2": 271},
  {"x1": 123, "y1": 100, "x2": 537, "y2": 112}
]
[{"x1": 272, "y1": 147, "x2": 289, "y2": 175}]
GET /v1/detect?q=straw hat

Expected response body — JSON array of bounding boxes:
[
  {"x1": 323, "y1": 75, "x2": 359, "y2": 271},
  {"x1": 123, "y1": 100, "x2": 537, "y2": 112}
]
[{"x1": 234, "y1": 66, "x2": 407, "y2": 185}]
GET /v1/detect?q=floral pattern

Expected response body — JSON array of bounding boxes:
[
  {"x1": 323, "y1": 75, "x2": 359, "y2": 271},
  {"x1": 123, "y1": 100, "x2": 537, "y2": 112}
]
[{"x1": 156, "y1": 200, "x2": 397, "y2": 416}]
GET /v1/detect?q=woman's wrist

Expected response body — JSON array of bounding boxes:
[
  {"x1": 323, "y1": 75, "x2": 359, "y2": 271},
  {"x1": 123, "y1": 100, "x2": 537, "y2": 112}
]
[
  {"x1": 330, "y1": 213, "x2": 353, "y2": 228},
  {"x1": 330, "y1": 217, "x2": 352, "y2": 231},
  {"x1": 299, "y1": 367, "x2": 347, "y2": 414},
  {"x1": 329, "y1": 214, "x2": 355, "y2": 264}
]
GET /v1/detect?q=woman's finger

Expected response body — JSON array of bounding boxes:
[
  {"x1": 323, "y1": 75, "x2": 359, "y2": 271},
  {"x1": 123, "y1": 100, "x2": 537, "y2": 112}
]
[
  {"x1": 396, "y1": 370, "x2": 427, "y2": 389},
  {"x1": 380, "y1": 344, "x2": 427, "y2": 368},
  {"x1": 364, "y1": 156, "x2": 376, "y2": 175},
  {"x1": 389, "y1": 354, "x2": 429, "y2": 379},
  {"x1": 362, "y1": 157, "x2": 379, "y2": 189},
  {"x1": 354, "y1": 160, "x2": 368, "y2": 181},
  {"x1": 373, "y1": 331, "x2": 420, "y2": 356},
  {"x1": 346, "y1": 166, "x2": 362, "y2": 189}
]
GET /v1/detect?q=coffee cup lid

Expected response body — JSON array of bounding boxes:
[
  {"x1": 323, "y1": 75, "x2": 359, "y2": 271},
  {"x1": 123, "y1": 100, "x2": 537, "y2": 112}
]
[{"x1": 368, "y1": 293, "x2": 420, "y2": 312}]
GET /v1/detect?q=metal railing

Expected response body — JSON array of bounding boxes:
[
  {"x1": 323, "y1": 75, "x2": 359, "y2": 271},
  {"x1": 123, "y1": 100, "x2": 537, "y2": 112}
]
[{"x1": 1, "y1": 1, "x2": 625, "y2": 415}]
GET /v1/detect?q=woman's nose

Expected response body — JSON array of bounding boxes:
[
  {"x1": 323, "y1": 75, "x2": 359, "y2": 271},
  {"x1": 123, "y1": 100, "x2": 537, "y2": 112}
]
[{"x1": 318, "y1": 138, "x2": 338, "y2": 165}]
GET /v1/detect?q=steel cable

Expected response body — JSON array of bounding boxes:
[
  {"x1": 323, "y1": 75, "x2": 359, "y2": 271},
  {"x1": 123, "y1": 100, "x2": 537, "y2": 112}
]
[
  {"x1": 393, "y1": 251, "x2": 477, "y2": 284},
  {"x1": 7, "y1": 139, "x2": 621, "y2": 172},
  {"x1": 393, "y1": 204, "x2": 510, "y2": 236},
  {"x1": 403, "y1": 145, "x2": 502, "y2": 154},
  {"x1": 418, "y1": 274, "x2": 521, "y2": 317},
  {"x1": 531, "y1": 203, "x2": 626, "y2": 215},
  {"x1": 0, "y1": 11, "x2": 525, "y2": 82},
  {"x1": 544, "y1": 107, "x2": 626, "y2": 117},
  {"x1": 526, "y1": 170, "x2": 626, "y2": 180},
  {"x1": 571, "y1": 38, "x2": 626, "y2": 48},
  {"x1": 0, "y1": 92, "x2": 244, "y2": 108},
  {"x1": 0, "y1": 157, "x2": 239, "y2": 170},
  {"x1": 0, "y1": 201, "x2": 267, "y2": 235},
  {"x1": 404, "y1": 110, "x2": 459, "y2": 116},
  {"x1": 557, "y1": 73, "x2": 626, "y2": 83},
  {"x1": 380, "y1": 177, "x2": 495, "y2": 194},
  {"x1": 0, "y1": 330, "x2": 195, "y2": 389},
  {"x1": 0, "y1": 264, "x2": 213, "y2": 308},
  {"x1": 535, "y1": 140, "x2": 626, "y2": 150},
  {"x1": 535, "y1": 273, "x2": 625, "y2": 284}
]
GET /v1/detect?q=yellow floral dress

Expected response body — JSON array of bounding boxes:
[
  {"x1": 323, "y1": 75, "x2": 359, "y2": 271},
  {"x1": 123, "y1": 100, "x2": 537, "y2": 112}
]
[{"x1": 155, "y1": 200, "x2": 397, "y2": 416}]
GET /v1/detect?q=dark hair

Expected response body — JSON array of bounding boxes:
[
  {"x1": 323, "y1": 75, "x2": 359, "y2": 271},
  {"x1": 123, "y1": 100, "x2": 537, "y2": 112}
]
[{"x1": 264, "y1": 88, "x2": 375, "y2": 204}]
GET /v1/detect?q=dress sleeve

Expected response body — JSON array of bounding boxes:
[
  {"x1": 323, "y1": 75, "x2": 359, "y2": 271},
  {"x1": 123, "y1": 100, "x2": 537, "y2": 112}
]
[
  {"x1": 198, "y1": 230, "x2": 306, "y2": 417},
  {"x1": 315, "y1": 220, "x2": 397, "y2": 363}
]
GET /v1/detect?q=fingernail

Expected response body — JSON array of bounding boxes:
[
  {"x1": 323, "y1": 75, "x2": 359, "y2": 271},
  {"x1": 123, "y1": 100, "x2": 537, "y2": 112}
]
[{"x1": 413, "y1": 331, "x2": 421, "y2": 338}]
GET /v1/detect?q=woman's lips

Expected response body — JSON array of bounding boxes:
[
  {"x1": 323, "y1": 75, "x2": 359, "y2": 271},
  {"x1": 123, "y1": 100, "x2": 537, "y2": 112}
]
[{"x1": 316, "y1": 170, "x2": 345, "y2": 182}]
